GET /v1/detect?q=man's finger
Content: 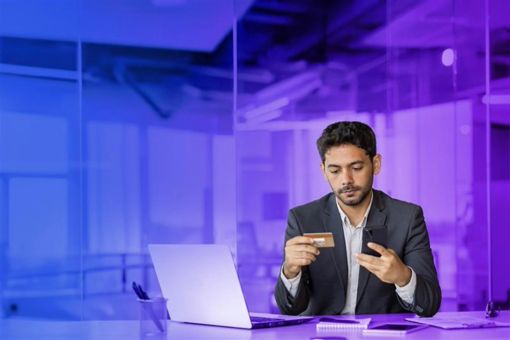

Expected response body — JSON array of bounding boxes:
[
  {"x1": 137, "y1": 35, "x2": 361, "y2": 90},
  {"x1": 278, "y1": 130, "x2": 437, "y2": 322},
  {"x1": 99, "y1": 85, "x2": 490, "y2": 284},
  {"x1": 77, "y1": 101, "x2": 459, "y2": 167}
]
[
  {"x1": 287, "y1": 249, "x2": 316, "y2": 261},
  {"x1": 295, "y1": 244, "x2": 319, "y2": 255},
  {"x1": 297, "y1": 258, "x2": 313, "y2": 266},
  {"x1": 367, "y1": 242, "x2": 388, "y2": 256},
  {"x1": 296, "y1": 252, "x2": 316, "y2": 262},
  {"x1": 288, "y1": 253, "x2": 316, "y2": 266},
  {"x1": 292, "y1": 249, "x2": 315, "y2": 258},
  {"x1": 357, "y1": 259, "x2": 379, "y2": 273},
  {"x1": 286, "y1": 244, "x2": 319, "y2": 257},
  {"x1": 356, "y1": 252, "x2": 379, "y2": 264},
  {"x1": 286, "y1": 236, "x2": 315, "y2": 246},
  {"x1": 386, "y1": 248, "x2": 398, "y2": 257}
]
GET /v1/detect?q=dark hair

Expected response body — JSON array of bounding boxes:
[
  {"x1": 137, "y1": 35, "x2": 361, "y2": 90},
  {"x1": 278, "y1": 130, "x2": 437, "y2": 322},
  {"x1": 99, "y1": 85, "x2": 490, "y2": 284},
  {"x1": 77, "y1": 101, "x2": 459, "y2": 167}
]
[{"x1": 316, "y1": 121, "x2": 377, "y2": 162}]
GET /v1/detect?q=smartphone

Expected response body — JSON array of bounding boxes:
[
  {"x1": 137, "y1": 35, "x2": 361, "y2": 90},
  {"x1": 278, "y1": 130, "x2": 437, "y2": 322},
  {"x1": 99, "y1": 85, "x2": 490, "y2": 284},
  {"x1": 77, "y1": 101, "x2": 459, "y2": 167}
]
[
  {"x1": 362, "y1": 323, "x2": 428, "y2": 336},
  {"x1": 362, "y1": 227, "x2": 387, "y2": 257}
]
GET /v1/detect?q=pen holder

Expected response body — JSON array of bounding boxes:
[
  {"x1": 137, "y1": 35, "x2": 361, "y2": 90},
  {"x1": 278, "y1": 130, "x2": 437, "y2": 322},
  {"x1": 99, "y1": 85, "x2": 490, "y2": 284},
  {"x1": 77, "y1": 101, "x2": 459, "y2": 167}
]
[{"x1": 138, "y1": 297, "x2": 168, "y2": 338}]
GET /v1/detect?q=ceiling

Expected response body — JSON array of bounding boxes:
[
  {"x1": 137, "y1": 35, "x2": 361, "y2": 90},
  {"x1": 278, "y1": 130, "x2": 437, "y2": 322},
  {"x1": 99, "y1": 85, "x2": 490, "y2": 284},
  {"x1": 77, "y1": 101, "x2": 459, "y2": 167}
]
[
  {"x1": 0, "y1": 0, "x2": 508, "y2": 125},
  {"x1": 0, "y1": 0, "x2": 254, "y2": 51}
]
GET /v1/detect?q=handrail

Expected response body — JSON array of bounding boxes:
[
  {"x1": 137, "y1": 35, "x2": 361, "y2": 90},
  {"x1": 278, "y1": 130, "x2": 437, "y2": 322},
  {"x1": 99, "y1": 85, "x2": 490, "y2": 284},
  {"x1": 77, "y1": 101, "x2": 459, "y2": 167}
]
[{"x1": 2, "y1": 253, "x2": 154, "y2": 297}]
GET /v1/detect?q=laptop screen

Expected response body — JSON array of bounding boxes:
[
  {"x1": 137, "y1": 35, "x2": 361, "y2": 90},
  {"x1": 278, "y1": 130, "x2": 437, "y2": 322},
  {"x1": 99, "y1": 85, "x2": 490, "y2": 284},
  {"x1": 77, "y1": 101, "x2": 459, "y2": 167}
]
[{"x1": 149, "y1": 244, "x2": 253, "y2": 328}]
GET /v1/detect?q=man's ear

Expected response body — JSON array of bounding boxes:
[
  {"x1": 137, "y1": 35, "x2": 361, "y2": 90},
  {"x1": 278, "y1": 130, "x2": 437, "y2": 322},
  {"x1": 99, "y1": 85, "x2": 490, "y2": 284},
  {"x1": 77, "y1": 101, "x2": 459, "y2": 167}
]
[{"x1": 373, "y1": 154, "x2": 382, "y2": 175}]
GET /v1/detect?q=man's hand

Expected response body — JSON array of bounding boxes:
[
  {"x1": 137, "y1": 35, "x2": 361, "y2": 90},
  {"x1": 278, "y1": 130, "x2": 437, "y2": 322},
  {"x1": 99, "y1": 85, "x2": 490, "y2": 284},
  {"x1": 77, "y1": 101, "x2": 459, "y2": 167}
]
[
  {"x1": 356, "y1": 242, "x2": 411, "y2": 287},
  {"x1": 283, "y1": 236, "x2": 320, "y2": 279}
]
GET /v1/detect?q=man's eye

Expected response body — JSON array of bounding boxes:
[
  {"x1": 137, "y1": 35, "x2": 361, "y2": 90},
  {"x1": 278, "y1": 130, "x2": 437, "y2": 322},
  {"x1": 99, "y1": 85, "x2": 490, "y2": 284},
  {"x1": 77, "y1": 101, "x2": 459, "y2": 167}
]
[
  {"x1": 330, "y1": 170, "x2": 339, "y2": 174},
  {"x1": 353, "y1": 167, "x2": 363, "y2": 171}
]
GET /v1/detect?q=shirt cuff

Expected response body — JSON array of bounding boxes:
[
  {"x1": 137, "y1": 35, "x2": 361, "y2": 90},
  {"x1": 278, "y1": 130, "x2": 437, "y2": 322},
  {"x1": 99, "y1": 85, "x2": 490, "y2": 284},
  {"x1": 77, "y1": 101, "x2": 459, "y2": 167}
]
[
  {"x1": 395, "y1": 266, "x2": 416, "y2": 305},
  {"x1": 280, "y1": 265, "x2": 302, "y2": 298}
]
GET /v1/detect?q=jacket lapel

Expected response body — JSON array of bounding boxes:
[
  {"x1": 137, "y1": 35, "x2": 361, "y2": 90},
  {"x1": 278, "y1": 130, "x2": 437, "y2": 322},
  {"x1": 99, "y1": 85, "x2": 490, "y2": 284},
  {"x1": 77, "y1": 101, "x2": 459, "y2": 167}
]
[
  {"x1": 356, "y1": 190, "x2": 387, "y2": 307},
  {"x1": 322, "y1": 194, "x2": 348, "y2": 298}
]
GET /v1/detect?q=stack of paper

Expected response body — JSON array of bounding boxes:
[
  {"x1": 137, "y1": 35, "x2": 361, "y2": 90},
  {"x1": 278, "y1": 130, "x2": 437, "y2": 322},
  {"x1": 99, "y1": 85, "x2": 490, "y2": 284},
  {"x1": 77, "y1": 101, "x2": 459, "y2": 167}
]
[{"x1": 405, "y1": 315, "x2": 510, "y2": 329}]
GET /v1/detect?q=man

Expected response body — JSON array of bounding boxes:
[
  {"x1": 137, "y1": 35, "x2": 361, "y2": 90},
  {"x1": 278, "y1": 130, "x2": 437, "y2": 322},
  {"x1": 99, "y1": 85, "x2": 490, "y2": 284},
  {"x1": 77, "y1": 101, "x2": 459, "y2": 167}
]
[{"x1": 274, "y1": 121, "x2": 441, "y2": 317}]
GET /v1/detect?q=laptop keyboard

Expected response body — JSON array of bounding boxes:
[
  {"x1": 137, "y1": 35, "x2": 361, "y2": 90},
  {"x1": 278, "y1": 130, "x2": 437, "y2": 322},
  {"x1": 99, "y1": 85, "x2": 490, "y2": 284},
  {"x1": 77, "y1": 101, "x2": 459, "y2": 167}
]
[{"x1": 250, "y1": 316, "x2": 284, "y2": 323}]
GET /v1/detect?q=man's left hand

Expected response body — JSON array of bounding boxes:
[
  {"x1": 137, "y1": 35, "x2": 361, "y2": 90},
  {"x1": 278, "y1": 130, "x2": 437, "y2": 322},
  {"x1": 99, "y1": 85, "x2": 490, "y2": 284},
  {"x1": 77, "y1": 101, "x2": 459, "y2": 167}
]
[{"x1": 356, "y1": 242, "x2": 411, "y2": 287}]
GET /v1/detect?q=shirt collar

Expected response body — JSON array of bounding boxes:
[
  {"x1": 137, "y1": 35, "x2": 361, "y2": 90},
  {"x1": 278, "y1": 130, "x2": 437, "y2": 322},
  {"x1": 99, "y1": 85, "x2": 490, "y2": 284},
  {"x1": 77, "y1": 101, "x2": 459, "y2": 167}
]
[{"x1": 336, "y1": 190, "x2": 374, "y2": 229}]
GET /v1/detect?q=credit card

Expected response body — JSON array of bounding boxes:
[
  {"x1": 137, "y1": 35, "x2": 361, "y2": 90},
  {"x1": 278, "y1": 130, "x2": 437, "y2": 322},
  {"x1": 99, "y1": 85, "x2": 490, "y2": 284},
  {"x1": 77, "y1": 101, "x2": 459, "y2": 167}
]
[{"x1": 303, "y1": 232, "x2": 335, "y2": 248}]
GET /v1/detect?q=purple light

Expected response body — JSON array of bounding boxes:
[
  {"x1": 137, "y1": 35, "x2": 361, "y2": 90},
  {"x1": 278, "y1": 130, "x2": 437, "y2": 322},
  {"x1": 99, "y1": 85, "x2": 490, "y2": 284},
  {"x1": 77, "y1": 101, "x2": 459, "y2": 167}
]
[{"x1": 441, "y1": 48, "x2": 455, "y2": 67}]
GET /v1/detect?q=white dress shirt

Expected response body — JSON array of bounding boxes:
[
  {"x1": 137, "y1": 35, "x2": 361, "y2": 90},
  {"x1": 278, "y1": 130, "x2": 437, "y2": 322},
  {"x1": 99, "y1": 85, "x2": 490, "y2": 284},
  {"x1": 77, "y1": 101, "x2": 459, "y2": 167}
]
[{"x1": 281, "y1": 191, "x2": 417, "y2": 314}]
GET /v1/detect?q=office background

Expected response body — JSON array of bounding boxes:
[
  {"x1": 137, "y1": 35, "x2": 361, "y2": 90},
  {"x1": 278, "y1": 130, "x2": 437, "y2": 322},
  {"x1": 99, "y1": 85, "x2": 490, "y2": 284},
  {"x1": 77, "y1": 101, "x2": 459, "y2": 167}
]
[{"x1": 0, "y1": 0, "x2": 508, "y2": 321}]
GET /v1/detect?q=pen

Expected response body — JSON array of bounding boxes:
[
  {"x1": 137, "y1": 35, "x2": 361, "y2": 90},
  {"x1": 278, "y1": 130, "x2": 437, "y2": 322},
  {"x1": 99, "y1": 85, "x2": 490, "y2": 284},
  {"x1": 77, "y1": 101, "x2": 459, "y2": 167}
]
[
  {"x1": 139, "y1": 285, "x2": 150, "y2": 300},
  {"x1": 132, "y1": 281, "x2": 165, "y2": 332},
  {"x1": 132, "y1": 282, "x2": 145, "y2": 300}
]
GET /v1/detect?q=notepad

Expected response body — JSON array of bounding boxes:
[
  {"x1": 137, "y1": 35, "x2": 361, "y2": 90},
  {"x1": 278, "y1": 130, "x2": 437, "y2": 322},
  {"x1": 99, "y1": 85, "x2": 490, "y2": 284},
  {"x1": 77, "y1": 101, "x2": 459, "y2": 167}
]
[
  {"x1": 316, "y1": 317, "x2": 371, "y2": 330},
  {"x1": 405, "y1": 315, "x2": 510, "y2": 330}
]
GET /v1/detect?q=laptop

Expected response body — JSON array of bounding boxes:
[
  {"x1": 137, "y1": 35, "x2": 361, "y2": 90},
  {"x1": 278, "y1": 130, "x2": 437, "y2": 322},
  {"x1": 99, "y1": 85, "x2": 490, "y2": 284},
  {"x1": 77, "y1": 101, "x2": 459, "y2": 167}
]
[{"x1": 148, "y1": 244, "x2": 313, "y2": 329}]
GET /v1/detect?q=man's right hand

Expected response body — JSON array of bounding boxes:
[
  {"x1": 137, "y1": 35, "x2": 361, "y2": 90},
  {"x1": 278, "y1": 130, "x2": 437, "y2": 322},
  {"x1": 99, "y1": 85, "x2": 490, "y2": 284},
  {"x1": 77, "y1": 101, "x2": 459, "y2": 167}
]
[{"x1": 283, "y1": 236, "x2": 320, "y2": 279}]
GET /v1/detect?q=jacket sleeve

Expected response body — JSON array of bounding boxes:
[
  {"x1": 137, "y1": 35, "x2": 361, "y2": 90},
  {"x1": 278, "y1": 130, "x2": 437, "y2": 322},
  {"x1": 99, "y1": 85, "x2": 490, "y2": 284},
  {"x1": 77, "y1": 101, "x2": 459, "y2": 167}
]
[
  {"x1": 274, "y1": 209, "x2": 311, "y2": 315},
  {"x1": 398, "y1": 206, "x2": 442, "y2": 317}
]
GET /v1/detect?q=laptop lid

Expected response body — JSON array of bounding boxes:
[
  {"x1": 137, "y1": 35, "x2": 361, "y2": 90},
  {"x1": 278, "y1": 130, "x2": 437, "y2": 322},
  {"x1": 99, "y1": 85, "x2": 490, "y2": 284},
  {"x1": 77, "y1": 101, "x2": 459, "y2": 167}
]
[{"x1": 149, "y1": 244, "x2": 255, "y2": 329}]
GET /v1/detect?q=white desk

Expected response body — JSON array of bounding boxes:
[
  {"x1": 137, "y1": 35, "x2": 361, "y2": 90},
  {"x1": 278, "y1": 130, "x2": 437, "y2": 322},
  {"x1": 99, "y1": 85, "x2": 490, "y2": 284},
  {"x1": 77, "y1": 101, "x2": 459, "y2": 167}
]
[{"x1": 1, "y1": 311, "x2": 509, "y2": 339}]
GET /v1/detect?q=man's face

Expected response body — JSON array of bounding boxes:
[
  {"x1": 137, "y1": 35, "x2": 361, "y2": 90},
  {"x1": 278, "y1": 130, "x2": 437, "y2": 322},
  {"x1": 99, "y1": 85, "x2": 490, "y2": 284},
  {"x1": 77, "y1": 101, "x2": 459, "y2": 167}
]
[{"x1": 321, "y1": 144, "x2": 381, "y2": 208}]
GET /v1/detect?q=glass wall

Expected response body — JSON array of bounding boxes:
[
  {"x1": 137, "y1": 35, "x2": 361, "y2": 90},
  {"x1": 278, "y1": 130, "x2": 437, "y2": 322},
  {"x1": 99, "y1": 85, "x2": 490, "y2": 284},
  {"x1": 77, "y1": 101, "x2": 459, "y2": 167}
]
[
  {"x1": 485, "y1": 0, "x2": 510, "y2": 311},
  {"x1": 234, "y1": 0, "x2": 509, "y2": 313},
  {"x1": 0, "y1": 0, "x2": 82, "y2": 319},
  {"x1": 0, "y1": 0, "x2": 240, "y2": 320}
]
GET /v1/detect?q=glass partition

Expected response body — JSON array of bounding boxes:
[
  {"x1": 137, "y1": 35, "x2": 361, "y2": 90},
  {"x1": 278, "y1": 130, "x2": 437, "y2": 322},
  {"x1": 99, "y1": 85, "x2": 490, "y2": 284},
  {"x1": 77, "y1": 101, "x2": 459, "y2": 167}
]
[
  {"x1": 485, "y1": 0, "x2": 510, "y2": 312},
  {"x1": 0, "y1": 0, "x2": 238, "y2": 320},
  {"x1": 0, "y1": 0, "x2": 82, "y2": 319},
  {"x1": 234, "y1": 0, "x2": 509, "y2": 313}
]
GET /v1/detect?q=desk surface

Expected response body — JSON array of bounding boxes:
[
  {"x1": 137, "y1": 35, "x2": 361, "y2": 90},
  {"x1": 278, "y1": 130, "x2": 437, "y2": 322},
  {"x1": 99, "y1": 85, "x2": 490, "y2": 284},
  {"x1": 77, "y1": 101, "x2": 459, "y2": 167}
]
[{"x1": 1, "y1": 311, "x2": 509, "y2": 339}]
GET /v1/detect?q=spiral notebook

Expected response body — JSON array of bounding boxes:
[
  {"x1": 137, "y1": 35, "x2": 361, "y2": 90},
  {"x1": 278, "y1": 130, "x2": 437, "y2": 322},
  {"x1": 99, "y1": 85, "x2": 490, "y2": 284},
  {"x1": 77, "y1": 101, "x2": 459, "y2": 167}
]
[{"x1": 316, "y1": 317, "x2": 372, "y2": 330}]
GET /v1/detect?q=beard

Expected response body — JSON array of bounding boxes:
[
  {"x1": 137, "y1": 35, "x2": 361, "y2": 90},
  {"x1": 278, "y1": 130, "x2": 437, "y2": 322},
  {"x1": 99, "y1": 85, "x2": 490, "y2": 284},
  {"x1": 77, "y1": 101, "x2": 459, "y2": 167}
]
[
  {"x1": 334, "y1": 171, "x2": 374, "y2": 207},
  {"x1": 336, "y1": 185, "x2": 371, "y2": 206}
]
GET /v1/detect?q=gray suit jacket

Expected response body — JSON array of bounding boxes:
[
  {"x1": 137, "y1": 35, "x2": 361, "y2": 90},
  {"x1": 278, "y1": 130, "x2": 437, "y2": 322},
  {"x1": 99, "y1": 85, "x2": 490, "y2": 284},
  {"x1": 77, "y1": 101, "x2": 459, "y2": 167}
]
[{"x1": 274, "y1": 190, "x2": 441, "y2": 317}]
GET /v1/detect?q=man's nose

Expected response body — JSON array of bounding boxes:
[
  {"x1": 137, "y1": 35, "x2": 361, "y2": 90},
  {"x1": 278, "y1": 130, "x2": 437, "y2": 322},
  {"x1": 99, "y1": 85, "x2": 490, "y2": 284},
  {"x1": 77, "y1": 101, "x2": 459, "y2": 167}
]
[{"x1": 341, "y1": 170, "x2": 353, "y2": 185}]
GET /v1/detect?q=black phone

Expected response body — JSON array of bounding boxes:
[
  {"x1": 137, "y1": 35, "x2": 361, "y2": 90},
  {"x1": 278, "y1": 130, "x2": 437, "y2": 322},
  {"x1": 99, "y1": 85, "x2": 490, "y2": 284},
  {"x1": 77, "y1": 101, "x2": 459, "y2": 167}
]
[
  {"x1": 362, "y1": 227, "x2": 387, "y2": 257},
  {"x1": 362, "y1": 323, "x2": 428, "y2": 335}
]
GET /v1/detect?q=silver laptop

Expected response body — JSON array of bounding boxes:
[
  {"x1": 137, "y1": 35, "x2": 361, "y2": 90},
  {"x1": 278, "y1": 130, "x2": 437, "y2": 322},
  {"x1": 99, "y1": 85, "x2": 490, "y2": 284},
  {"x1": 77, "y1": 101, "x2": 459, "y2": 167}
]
[{"x1": 148, "y1": 244, "x2": 313, "y2": 329}]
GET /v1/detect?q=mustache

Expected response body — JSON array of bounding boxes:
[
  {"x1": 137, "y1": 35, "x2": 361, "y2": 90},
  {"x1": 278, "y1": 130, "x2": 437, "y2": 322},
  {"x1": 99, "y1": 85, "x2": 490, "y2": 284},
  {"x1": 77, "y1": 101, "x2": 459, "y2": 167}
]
[{"x1": 338, "y1": 186, "x2": 360, "y2": 194}]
